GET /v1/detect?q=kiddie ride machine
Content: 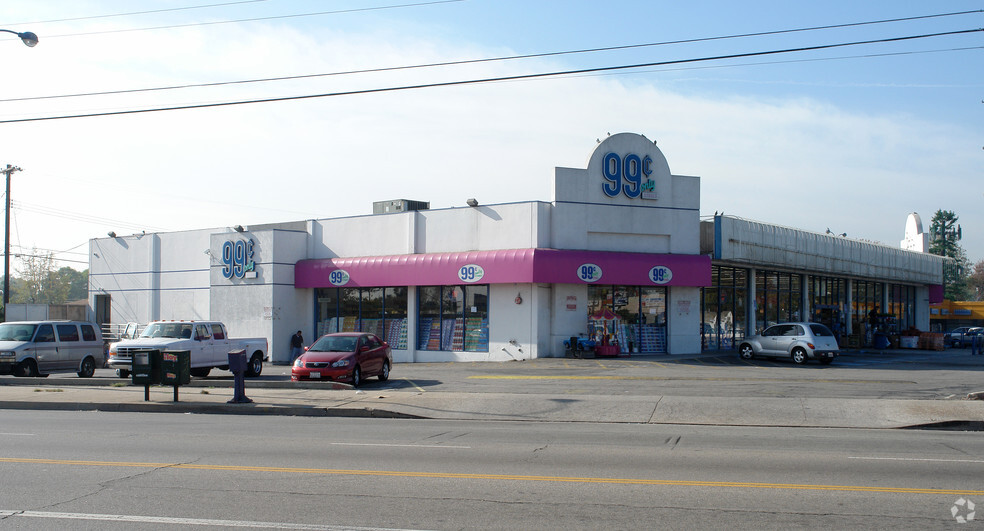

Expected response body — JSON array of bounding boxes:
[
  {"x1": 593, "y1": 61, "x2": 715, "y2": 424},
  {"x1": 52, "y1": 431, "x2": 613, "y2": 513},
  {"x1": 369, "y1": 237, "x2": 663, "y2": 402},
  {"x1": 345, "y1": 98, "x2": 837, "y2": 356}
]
[{"x1": 565, "y1": 309, "x2": 623, "y2": 358}]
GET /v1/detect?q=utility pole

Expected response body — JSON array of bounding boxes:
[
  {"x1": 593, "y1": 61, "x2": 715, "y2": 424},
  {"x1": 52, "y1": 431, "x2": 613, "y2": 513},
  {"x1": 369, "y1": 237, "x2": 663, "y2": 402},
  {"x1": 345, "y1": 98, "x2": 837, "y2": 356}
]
[{"x1": 2, "y1": 164, "x2": 21, "y2": 312}]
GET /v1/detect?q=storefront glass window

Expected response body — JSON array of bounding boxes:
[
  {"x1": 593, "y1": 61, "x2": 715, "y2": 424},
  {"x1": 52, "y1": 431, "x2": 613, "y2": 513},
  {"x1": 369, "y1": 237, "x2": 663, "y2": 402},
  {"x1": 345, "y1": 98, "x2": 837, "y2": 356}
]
[
  {"x1": 316, "y1": 289, "x2": 339, "y2": 337},
  {"x1": 383, "y1": 287, "x2": 409, "y2": 349},
  {"x1": 340, "y1": 288, "x2": 360, "y2": 332},
  {"x1": 463, "y1": 285, "x2": 490, "y2": 352},
  {"x1": 441, "y1": 286, "x2": 463, "y2": 350},
  {"x1": 417, "y1": 285, "x2": 489, "y2": 352},
  {"x1": 809, "y1": 275, "x2": 847, "y2": 343},
  {"x1": 417, "y1": 286, "x2": 442, "y2": 350},
  {"x1": 702, "y1": 266, "x2": 747, "y2": 350},
  {"x1": 588, "y1": 285, "x2": 666, "y2": 354},
  {"x1": 887, "y1": 284, "x2": 914, "y2": 333},
  {"x1": 754, "y1": 271, "x2": 802, "y2": 333},
  {"x1": 702, "y1": 286, "x2": 719, "y2": 350},
  {"x1": 360, "y1": 287, "x2": 384, "y2": 337},
  {"x1": 315, "y1": 287, "x2": 408, "y2": 350}
]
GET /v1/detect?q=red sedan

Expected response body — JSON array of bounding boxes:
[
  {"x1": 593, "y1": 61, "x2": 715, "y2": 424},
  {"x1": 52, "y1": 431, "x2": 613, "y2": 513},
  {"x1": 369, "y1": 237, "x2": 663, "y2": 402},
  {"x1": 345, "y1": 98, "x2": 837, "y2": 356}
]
[{"x1": 291, "y1": 332, "x2": 392, "y2": 386}]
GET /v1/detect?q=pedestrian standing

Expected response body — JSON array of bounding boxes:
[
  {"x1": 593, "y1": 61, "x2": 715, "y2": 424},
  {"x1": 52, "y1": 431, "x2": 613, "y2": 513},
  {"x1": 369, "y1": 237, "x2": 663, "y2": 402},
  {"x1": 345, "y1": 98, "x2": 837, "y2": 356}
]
[{"x1": 290, "y1": 330, "x2": 304, "y2": 361}]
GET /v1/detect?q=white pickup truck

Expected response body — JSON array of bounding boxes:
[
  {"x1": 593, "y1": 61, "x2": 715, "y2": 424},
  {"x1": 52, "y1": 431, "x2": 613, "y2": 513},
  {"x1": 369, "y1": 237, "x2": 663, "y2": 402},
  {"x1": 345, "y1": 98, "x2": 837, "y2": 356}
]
[{"x1": 107, "y1": 321, "x2": 268, "y2": 378}]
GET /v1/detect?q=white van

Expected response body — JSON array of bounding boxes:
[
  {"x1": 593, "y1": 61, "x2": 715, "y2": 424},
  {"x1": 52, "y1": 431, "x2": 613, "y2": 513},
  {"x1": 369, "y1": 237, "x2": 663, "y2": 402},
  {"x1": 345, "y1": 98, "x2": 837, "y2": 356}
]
[{"x1": 0, "y1": 320, "x2": 105, "y2": 378}]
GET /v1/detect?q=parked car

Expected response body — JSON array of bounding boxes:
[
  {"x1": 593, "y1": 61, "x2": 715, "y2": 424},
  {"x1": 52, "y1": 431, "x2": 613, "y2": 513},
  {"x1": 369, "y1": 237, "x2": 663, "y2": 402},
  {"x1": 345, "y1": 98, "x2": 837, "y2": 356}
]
[
  {"x1": 957, "y1": 327, "x2": 983, "y2": 348},
  {"x1": 0, "y1": 320, "x2": 104, "y2": 378},
  {"x1": 291, "y1": 332, "x2": 392, "y2": 386},
  {"x1": 948, "y1": 327, "x2": 983, "y2": 348},
  {"x1": 737, "y1": 322, "x2": 839, "y2": 365},
  {"x1": 947, "y1": 327, "x2": 974, "y2": 347}
]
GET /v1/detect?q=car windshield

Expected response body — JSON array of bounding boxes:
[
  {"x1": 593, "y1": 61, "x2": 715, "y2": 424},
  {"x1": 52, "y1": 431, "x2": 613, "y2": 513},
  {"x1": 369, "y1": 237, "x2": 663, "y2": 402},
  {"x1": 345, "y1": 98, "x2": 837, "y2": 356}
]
[
  {"x1": 0, "y1": 323, "x2": 38, "y2": 342},
  {"x1": 810, "y1": 324, "x2": 834, "y2": 337},
  {"x1": 139, "y1": 322, "x2": 194, "y2": 339},
  {"x1": 309, "y1": 336, "x2": 359, "y2": 353}
]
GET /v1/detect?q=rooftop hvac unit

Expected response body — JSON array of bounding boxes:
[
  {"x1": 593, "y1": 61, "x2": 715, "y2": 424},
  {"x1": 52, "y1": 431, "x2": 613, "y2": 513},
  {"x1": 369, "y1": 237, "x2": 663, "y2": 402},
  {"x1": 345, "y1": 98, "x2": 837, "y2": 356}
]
[{"x1": 372, "y1": 199, "x2": 430, "y2": 214}]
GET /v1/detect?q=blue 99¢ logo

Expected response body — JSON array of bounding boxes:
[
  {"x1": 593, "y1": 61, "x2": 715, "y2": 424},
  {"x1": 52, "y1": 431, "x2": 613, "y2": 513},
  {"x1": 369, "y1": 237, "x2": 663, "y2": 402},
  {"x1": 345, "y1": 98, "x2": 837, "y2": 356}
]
[
  {"x1": 458, "y1": 264, "x2": 485, "y2": 283},
  {"x1": 577, "y1": 263, "x2": 602, "y2": 283},
  {"x1": 221, "y1": 239, "x2": 255, "y2": 279},
  {"x1": 328, "y1": 270, "x2": 350, "y2": 286},
  {"x1": 649, "y1": 266, "x2": 672, "y2": 284}
]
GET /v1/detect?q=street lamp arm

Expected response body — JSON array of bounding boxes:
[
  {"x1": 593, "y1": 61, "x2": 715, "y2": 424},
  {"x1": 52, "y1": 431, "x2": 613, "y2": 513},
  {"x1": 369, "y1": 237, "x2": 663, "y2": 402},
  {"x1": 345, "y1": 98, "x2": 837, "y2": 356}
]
[{"x1": 0, "y1": 29, "x2": 38, "y2": 47}]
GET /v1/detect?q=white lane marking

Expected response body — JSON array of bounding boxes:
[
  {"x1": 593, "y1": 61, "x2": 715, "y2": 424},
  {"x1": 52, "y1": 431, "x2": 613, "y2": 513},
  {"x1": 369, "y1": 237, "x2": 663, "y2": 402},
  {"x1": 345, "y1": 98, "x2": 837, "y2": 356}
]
[
  {"x1": 0, "y1": 510, "x2": 431, "y2": 530},
  {"x1": 331, "y1": 442, "x2": 470, "y2": 449},
  {"x1": 849, "y1": 456, "x2": 984, "y2": 464},
  {"x1": 0, "y1": 433, "x2": 35, "y2": 436}
]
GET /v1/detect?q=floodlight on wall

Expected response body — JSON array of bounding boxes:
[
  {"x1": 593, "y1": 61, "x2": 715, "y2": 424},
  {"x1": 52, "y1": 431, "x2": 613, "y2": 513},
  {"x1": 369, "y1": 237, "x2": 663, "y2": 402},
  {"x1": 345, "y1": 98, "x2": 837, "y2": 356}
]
[
  {"x1": 466, "y1": 198, "x2": 479, "y2": 207},
  {"x1": 234, "y1": 225, "x2": 245, "y2": 232},
  {"x1": 107, "y1": 231, "x2": 116, "y2": 238}
]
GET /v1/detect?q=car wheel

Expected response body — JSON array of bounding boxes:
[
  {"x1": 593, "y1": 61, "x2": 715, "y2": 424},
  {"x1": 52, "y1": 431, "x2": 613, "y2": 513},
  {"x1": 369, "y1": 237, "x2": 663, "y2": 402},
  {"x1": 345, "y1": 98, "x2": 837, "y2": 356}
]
[
  {"x1": 117, "y1": 369, "x2": 130, "y2": 379},
  {"x1": 378, "y1": 361, "x2": 390, "y2": 381},
  {"x1": 245, "y1": 354, "x2": 263, "y2": 377},
  {"x1": 190, "y1": 367, "x2": 211, "y2": 378},
  {"x1": 791, "y1": 348, "x2": 808, "y2": 365},
  {"x1": 77, "y1": 357, "x2": 96, "y2": 378},
  {"x1": 14, "y1": 359, "x2": 39, "y2": 378},
  {"x1": 738, "y1": 344, "x2": 755, "y2": 360},
  {"x1": 818, "y1": 358, "x2": 834, "y2": 365},
  {"x1": 351, "y1": 366, "x2": 362, "y2": 387}
]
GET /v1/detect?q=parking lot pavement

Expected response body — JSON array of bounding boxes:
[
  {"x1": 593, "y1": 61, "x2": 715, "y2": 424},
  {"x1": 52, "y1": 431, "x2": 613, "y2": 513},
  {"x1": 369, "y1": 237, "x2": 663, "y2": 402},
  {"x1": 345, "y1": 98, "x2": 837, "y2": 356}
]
[{"x1": 1, "y1": 348, "x2": 982, "y2": 428}]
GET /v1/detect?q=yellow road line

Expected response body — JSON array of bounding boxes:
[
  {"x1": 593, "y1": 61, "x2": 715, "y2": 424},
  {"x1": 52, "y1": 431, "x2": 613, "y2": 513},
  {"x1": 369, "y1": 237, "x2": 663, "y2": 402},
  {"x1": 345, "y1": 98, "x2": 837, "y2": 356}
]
[
  {"x1": 0, "y1": 457, "x2": 978, "y2": 496},
  {"x1": 465, "y1": 375, "x2": 913, "y2": 384}
]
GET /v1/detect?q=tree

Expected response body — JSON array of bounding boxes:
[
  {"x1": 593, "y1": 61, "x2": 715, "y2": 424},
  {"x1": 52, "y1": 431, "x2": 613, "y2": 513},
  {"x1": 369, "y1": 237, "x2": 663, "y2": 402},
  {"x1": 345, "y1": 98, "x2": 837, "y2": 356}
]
[
  {"x1": 14, "y1": 248, "x2": 58, "y2": 304},
  {"x1": 928, "y1": 210, "x2": 970, "y2": 300},
  {"x1": 969, "y1": 260, "x2": 984, "y2": 302},
  {"x1": 53, "y1": 267, "x2": 88, "y2": 301}
]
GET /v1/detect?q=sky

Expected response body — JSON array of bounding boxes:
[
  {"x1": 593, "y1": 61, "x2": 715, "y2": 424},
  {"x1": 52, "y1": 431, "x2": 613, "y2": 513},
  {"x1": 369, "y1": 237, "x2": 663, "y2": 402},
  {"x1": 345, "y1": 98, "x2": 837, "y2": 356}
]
[{"x1": 0, "y1": 0, "x2": 982, "y2": 273}]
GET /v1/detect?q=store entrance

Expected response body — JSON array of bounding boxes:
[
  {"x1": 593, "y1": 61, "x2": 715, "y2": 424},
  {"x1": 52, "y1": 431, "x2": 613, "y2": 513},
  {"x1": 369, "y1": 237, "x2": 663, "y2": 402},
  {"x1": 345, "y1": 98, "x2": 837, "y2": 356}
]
[{"x1": 587, "y1": 285, "x2": 667, "y2": 354}]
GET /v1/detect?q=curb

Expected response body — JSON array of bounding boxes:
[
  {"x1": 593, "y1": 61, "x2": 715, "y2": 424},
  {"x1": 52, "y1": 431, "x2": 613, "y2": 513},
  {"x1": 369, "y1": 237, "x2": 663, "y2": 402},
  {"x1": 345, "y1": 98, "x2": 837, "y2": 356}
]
[{"x1": 0, "y1": 400, "x2": 423, "y2": 419}]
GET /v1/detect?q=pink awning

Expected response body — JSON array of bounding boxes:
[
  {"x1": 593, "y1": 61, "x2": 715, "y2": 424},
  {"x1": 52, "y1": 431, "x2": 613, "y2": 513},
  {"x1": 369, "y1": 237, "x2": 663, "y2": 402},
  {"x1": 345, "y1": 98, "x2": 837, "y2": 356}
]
[{"x1": 295, "y1": 248, "x2": 710, "y2": 288}]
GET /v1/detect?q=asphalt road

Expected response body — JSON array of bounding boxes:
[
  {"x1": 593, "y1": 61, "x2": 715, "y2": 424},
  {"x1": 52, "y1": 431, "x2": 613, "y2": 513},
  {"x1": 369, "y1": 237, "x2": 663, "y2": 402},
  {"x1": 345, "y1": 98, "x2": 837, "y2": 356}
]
[{"x1": 1, "y1": 410, "x2": 982, "y2": 529}]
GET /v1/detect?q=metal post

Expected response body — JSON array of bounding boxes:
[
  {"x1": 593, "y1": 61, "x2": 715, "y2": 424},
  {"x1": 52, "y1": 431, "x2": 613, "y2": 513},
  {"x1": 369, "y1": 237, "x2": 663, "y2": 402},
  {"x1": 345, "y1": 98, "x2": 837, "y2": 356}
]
[{"x1": 2, "y1": 165, "x2": 21, "y2": 312}]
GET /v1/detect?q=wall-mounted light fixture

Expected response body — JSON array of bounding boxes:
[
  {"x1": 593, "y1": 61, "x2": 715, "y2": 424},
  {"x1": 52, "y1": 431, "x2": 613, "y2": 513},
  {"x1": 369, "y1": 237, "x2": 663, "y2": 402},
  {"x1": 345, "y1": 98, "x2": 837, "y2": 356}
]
[
  {"x1": 234, "y1": 225, "x2": 245, "y2": 232},
  {"x1": 466, "y1": 198, "x2": 478, "y2": 207},
  {"x1": 107, "y1": 231, "x2": 117, "y2": 238}
]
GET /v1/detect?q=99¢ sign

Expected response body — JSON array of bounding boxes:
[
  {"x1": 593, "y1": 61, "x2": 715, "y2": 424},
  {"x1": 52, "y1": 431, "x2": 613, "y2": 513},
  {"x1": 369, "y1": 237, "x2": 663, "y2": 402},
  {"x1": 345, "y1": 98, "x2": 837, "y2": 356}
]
[
  {"x1": 221, "y1": 239, "x2": 256, "y2": 279},
  {"x1": 328, "y1": 269, "x2": 350, "y2": 286},
  {"x1": 577, "y1": 263, "x2": 603, "y2": 283},
  {"x1": 602, "y1": 152, "x2": 656, "y2": 199},
  {"x1": 649, "y1": 266, "x2": 673, "y2": 284},
  {"x1": 458, "y1": 264, "x2": 485, "y2": 283}
]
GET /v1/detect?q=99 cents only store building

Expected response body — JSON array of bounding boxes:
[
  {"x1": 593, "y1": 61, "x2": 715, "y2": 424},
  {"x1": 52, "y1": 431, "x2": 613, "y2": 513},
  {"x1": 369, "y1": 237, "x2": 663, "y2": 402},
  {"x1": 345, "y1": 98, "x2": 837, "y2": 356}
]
[{"x1": 88, "y1": 133, "x2": 943, "y2": 364}]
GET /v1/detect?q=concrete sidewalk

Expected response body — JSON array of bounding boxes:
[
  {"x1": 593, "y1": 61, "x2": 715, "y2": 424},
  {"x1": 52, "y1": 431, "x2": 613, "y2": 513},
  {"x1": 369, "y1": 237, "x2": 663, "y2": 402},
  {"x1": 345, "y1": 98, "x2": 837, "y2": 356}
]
[{"x1": 2, "y1": 379, "x2": 983, "y2": 429}]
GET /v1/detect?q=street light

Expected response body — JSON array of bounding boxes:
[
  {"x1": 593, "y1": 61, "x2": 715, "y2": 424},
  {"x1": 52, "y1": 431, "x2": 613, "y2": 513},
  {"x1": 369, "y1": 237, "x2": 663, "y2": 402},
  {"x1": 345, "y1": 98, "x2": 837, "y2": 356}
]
[{"x1": 0, "y1": 29, "x2": 38, "y2": 47}]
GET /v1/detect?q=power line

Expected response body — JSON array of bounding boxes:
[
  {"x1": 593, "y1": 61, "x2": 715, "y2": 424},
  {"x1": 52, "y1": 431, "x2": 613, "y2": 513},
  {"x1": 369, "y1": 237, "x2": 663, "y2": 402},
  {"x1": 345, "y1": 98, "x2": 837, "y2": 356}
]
[
  {"x1": 575, "y1": 45, "x2": 984, "y2": 83},
  {"x1": 1, "y1": 28, "x2": 980, "y2": 125},
  {"x1": 31, "y1": 0, "x2": 466, "y2": 40},
  {"x1": 11, "y1": 200, "x2": 170, "y2": 233},
  {"x1": 4, "y1": 0, "x2": 269, "y2": 26},
  {"x1": 3, "y1": 9, "x2": 979, "y2": 104}
]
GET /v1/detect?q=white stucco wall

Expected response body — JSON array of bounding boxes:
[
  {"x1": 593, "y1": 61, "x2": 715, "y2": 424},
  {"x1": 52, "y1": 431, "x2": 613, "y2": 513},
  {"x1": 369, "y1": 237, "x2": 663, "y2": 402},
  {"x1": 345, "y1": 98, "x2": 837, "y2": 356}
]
[
  {"x1": 550, "y1": 284, "x2": 589, "y2": 356},
  {"x1": 90, "y1": 229, "x2": 215, "y2": 326},
  {"x1": 667, "y1": 286, "x2": 702, "y2": 354}
]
